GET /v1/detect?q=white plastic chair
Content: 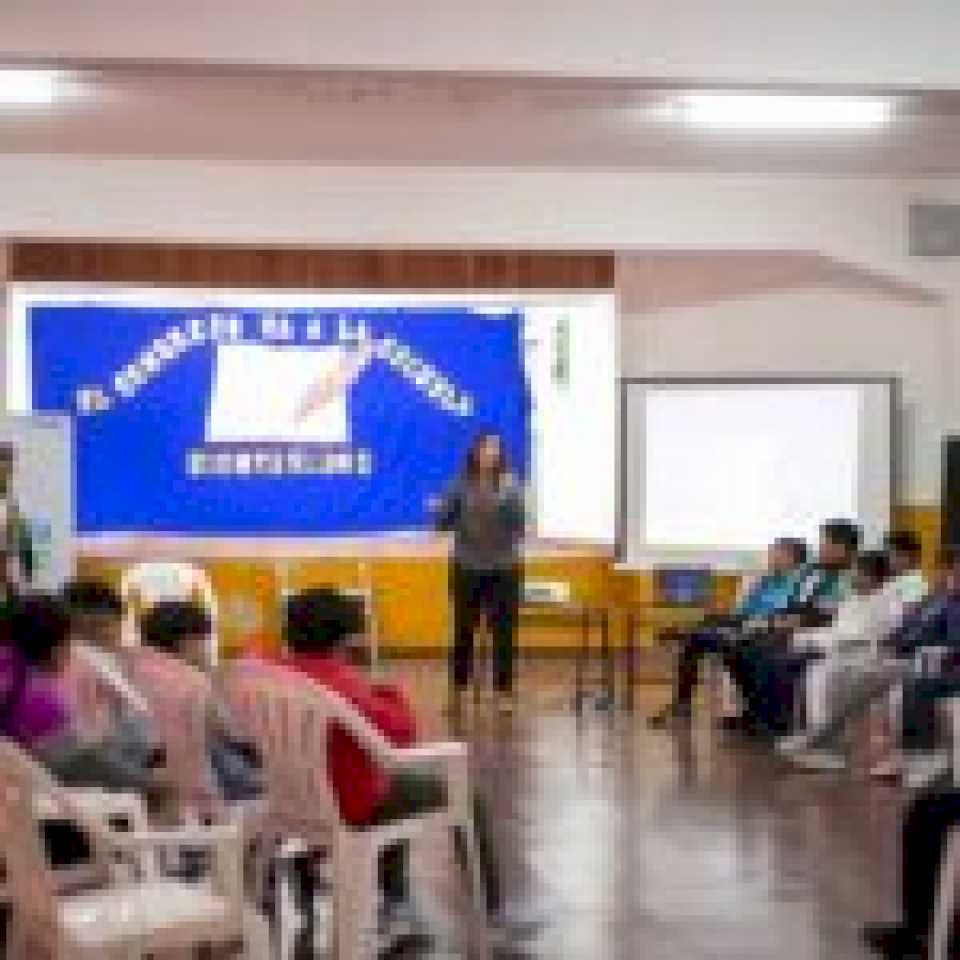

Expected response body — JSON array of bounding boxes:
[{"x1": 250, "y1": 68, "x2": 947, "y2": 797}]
[
  {"x1": 62, "y1": 646, "x2": 150, "y2": 744},
  {"x1": 315, "y1": 684, "x2": 487, "y2": 958},
  {"x1": 124, "y1": 648, "x2": 222, "y2": 820},
  {"x1": 121, "y1": 560, "x2": 219, "y2": 665},
  {"x1": 0, "y1": 744, "x2": 159, "y2": 921},
  {"x1": 0, "y1": 738, "x2": 245, "y2": 960},
  {"x1": 340, "y1": 582, "x2": 381, "y2": 673},
  {"x1": 223, "y1": 661, "x2": 492, "y2": 960},
  {"x1": 931, "y1": 826, "x2": 960, "y2": 960}
]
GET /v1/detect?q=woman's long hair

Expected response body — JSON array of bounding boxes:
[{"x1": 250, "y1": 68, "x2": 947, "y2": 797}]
[{"x1": 463, "y1": 431, "x2": 510, "y2": 487}]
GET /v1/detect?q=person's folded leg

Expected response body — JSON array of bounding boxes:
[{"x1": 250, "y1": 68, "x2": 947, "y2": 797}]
[
  {"x1": 726, "y1": 640, "x2": 780, "y2": 730},
  {"x1": 652, "y1": 626, "x2": 733, "y2": 726},
  {"x1": 797, "y1": 664, "x2": 902, "y2": 752},
  {"x1": 749, "y1": 648, "x2": 816, "y2": 735}
]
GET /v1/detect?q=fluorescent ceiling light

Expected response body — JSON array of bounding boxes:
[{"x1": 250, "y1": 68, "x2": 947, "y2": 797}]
[
  {"x1": 674, "y1": 93, "x2": 892, "y2": 129},
  {"x1": 0, "y1": 69, "x2": 73, "y2": 106}
]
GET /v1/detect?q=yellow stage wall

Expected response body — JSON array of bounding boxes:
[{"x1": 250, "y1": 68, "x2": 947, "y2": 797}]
[{"x1": 77, "y1": 505, "x2": 941, "y2": 660}]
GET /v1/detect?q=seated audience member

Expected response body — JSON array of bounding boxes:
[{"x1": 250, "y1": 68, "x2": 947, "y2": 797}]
[
  {"x1": 744, "y1": 546, "x2": 896, "y2": 738},
  {"x1": 779, "y1": 533, "x2": 929, "y2": 768},
  {"x1": 719, "y1": 520, "x2": 861, "y2": 733},
  {"x1": 62, "y1": 579, "x2": 156, "y2": 764},
  {"x1": 140, "y1": 600, "x2": 263, "y2": 809},
  {"x1": 648, "y1": 537, "x2": 808, "y2": 727},
  {"x1": 862, "y1": 768, "x2": 960, "y2": 959},
  {"x1": 0, "y1": 593, "x2": 163, "y2": 793},
  {"x1": 813, "y1": 545, "x2": 956, "y2": 784},
  {"x1": 885, "y1": 551, "x2": 960, "y2": 787},
  {"x1": 282, "y1": 587, "x2": 540, "y2": 938},
  {"x1": 771, "y1": 519, "x2": 862, "y2": 629},
  {"x1": 884, "y1": 531, "x2": 929, "y2": 609}
]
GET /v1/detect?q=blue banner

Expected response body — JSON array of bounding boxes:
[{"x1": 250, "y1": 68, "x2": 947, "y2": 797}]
[{"x1": 30, "y1": 305, "x2": 529, "y2": 535}]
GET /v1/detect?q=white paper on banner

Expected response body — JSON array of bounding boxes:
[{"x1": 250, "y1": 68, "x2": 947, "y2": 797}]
[{"x1": 206, "y1": 343, "x2": 351, "y2": 444}]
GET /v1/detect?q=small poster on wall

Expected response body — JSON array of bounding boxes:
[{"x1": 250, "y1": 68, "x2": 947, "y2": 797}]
[{"x1": 0, "y1": 415, "x2": 72, "y2": 590}]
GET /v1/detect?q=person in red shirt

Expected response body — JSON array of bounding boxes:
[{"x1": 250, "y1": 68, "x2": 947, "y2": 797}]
[
  {"x1": 282, "y1": 589, "x2": 420, "y2": 826},
  {"x1": 282, "y1": 587, "x2": 518, "y2": 938}
]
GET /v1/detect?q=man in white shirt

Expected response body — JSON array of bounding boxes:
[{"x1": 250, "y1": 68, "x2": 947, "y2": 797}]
[
  {"x1": 792, "y1": 551, "x2": 906, "y2": 664},
  {"x1": 884, "y1": 531, "x2": 928, "y2": 609},
  {"x1": 780, "y1": 537, "x2": 929, "y2": 770},
  {"x1": 752, "y1": 550, "x2": 900, "y2": 739}
]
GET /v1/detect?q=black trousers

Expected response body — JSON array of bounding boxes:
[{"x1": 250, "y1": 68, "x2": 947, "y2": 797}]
[
  {"x1": 727, "y1": 632, "x2": 811, "y2": 734},
  {"x1": 450, "y1": 566, "x2": 520, "y2": 693},
  {"x1": 901, "y1": 782, "x2": 960, "y2": 948},
  {"x1": 671, "y1": 616, "x2": 745, "y2": 708},
  {"x1": 901, "y1": 674, "x2": 960, "y2": 754}
]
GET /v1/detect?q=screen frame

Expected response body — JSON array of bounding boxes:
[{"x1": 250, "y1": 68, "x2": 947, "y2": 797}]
[{"x1": 616, "y1": 374, "x2": 901, "y2": 567}]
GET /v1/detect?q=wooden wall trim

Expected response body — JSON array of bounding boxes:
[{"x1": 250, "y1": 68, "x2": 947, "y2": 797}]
[{"x1": 9, "y1": 242, "x2": 615, "y2": 290}]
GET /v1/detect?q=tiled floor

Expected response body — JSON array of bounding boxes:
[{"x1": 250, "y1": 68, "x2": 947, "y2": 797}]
[{"x1": 286, "y1": 658, "x2": 904, "y2": 959}]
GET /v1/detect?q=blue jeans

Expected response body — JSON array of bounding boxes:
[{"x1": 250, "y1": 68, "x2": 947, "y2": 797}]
[{"x1": 734, "y1": 643, "x2": 821, "y2": 734}]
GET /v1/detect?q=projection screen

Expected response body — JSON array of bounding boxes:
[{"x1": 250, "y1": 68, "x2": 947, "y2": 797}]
[{"x1": 620, "y1": 378, "x2": 896, "y2": 569}]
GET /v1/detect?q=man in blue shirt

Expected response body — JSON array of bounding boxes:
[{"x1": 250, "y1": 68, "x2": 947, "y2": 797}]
[
  {"x1": 728, "y1": 519, "x2": 861, "y2": 735},
  {"x1": 649, "y1": 537, "x2": 809, "y2": 727}
]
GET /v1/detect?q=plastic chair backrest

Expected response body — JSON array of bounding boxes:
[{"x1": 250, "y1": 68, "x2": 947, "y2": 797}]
[
  {"x1": 121, "y1": 561, "x2": 219, "y2": 665},
  {"x1": 222, "y1": 660, "x2": 336, "y2": 832},
  {"x1": 0, "y1": 739, "x2": 60, "y2": 938},
  {"x1": 126, "y1": 649, "x2": 218, "y2": 816}
]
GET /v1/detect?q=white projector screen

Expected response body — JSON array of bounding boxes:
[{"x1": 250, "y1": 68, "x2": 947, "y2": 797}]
[{"x1": 621, "y1": 379, "x2": 894, "y2": 568}]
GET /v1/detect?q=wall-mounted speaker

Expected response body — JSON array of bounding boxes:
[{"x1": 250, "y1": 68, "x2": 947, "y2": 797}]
[{"x1": 910, "y1": 202, "x2": 960, "y2": 258}]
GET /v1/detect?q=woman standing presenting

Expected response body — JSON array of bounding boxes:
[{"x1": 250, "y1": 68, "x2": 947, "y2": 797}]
[{"x1": 435, "y1": 433, "x2": 525, "y2": 713}]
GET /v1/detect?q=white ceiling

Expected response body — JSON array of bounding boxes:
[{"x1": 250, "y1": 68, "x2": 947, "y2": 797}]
[
  {"x1": 2, "y1": 2, "x2": 960, "y2": 176},
  {"x1": 1, "y1": 67, "x2": 960, "y2": 175},
  {"x1": 2, "y1": 0, "x2": 960, "y2": 90}
]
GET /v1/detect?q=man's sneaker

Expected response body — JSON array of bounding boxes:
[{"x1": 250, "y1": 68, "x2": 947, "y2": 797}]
[
  {"x1": 776, "y1": 732, "x2": 814, "y2": 756},
  {"x1": 903, "y1": 751, "x2": 949, "y2": 790},
  {"x1": 870, "y1": 755, "x2": 903, "y2": 781},
  {"x1": 787, "y1": 749, "x2": 848, "y2": 773}
]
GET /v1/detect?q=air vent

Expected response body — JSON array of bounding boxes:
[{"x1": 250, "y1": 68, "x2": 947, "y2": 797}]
[{"x1": 909, "y1": 202, "x2": 960, "y2": 258}]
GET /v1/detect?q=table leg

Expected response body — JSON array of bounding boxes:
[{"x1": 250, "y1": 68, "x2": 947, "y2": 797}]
[
  {"x1": 573, "y1": 607, "x2": 588, "y2": 713},
  {"x1": 626, "y1": 613, "x2": 636, "y2": 713},
  {"x1": 599, "y1": 609, "x2": 614, "y2": 711}
]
